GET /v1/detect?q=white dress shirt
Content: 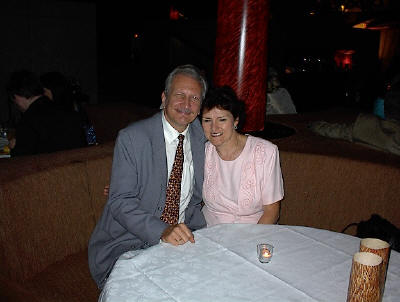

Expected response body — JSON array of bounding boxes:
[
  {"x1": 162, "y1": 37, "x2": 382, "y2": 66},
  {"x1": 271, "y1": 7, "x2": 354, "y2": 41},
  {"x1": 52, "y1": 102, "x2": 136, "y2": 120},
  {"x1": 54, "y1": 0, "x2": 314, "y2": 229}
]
[{"x1": 161, "y1": 112, "x2": 194, "y2": 223}]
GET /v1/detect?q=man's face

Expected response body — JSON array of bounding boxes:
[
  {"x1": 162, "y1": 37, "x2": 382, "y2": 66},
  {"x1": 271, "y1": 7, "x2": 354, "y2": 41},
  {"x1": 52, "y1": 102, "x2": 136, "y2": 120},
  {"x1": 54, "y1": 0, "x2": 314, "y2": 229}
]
[{"x1": 162, "y1": 74, "x2": 202, "y2": 132}]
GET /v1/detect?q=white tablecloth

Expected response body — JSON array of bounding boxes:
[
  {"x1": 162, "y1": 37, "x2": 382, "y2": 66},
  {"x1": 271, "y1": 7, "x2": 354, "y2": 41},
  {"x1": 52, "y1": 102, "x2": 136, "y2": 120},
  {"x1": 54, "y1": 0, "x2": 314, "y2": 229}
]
[{"x1": 99, "y1": 224, "x2": 400, "y2": 302}]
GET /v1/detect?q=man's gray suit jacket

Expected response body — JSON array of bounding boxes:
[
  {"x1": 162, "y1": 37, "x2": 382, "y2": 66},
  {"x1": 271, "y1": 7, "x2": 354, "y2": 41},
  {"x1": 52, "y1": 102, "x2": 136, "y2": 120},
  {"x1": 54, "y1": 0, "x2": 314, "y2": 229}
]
[{"x1": 88, "y1": 111, "x2": 207, "y2": 288}]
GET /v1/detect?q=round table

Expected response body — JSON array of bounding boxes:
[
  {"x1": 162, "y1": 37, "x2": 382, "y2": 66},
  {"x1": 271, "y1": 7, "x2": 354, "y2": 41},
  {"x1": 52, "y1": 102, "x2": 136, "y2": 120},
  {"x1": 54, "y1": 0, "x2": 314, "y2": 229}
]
[{"x1": 100, "y1": 224, "x2": 400, "y2": 302}]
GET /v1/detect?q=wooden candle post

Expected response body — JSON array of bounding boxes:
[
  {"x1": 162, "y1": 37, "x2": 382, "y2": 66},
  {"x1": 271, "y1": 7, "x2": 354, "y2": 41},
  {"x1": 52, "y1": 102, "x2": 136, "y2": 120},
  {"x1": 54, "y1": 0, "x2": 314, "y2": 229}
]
[
  {"x1": 360, "y1": 238, "x2": 390, "y2": 301},
  {"x1": 347, "y1": 252, "x2": 383, "y2": 302}
]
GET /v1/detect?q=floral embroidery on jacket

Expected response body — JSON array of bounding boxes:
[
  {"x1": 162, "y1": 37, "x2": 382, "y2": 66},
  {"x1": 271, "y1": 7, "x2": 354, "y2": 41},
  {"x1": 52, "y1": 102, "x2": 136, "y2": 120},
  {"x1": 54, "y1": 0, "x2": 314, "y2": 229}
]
[
  {"x1": 238, "y1": 142, "x2": 266, "y2": 210},
  {"x1": 203, "y1": 143, "x2": 217, "y2": 203}
]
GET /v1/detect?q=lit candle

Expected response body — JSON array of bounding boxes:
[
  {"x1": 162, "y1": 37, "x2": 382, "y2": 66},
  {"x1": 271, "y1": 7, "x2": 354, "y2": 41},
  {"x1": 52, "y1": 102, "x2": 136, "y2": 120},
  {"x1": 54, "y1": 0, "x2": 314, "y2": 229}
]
[
  {"x1": 257, "y1": 243, "x2": 274, "y2": 263},
  {"x1": 261, "y1": 248, "x2": 272, "y2": 259}
]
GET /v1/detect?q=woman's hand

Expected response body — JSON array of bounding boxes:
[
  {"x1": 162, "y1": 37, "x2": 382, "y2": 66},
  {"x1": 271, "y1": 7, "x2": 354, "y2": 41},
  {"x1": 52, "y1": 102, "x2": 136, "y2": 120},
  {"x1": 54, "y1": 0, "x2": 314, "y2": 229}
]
[{"x1": 257, "y1": 201, "x2": 280, "y2": 224}]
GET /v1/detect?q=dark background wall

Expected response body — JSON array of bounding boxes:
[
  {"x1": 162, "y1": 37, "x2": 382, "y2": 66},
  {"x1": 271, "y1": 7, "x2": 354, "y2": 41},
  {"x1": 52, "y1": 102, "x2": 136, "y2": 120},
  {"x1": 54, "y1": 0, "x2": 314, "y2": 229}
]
[
  {"x1": 1, "y1": 0, "x2": 398, "y2": 126},
  {"x1": 95, "y1": 1, "x2": 217, "y2": 107},
  {"x1": 0, "y1": 0, "x2": 217, "y2": 126},
  {"x1": 0, "y1": 0, "x2": 97, "y2": 126}
]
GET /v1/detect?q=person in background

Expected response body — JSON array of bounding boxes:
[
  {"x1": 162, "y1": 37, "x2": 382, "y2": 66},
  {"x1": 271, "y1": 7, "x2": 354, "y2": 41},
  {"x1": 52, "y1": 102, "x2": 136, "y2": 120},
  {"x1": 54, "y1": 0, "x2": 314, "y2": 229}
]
[
  {"x1": 6, "y1": 70, "x2": 86, "y2": 156},
  {"x1": 201, "y1": 86, "x2": 284, "y2": 226},
  {"x1": 266, "y1": 67, "x2": 297, "y2": 115},
  {"x1": 309, "y1": 71, "x2": 400, "y2": 156},
  {"x1": 40, "y1": 71, "x2": 75, "y2": 112},
  {"x1": 40, "y1": 71, "x2": 97, "y2": 145},
  {"x1": 88, "y1": 64, "x2": 208, "y2": 289}
]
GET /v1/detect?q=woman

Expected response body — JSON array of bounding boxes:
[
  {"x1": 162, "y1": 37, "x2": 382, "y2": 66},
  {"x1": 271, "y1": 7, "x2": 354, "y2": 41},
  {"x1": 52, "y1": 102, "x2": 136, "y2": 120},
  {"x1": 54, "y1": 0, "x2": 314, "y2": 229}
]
[
  {"x1": 40, "y1": 71, "x2": 97, "y2": 145},
  {"x1": 201, "y1": 86, "x2": 284, "y2": 227},
  {"x1": 40, "y1": 71, "x2": 76, "y2": 112}
]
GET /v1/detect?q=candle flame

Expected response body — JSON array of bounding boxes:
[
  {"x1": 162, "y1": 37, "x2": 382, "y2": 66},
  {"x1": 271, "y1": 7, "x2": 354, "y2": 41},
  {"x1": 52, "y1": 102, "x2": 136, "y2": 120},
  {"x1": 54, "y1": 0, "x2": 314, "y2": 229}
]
[{"x1": 262, "y1": 249, "x2": 271, "y2": 258}]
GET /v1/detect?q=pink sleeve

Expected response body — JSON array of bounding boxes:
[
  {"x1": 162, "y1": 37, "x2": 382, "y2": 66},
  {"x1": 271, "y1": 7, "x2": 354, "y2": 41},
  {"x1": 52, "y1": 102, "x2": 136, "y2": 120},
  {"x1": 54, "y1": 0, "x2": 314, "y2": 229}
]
[{"x1": 261, "y1": 144, "x2": 284, "y2": 205}]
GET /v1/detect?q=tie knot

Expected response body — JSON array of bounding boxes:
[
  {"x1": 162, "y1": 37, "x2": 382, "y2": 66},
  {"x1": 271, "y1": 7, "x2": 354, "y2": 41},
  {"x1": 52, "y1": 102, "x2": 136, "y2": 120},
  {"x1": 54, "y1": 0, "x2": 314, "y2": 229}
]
[{"x1": 178, "y1": 134, "x2": 184, "y2": 143}]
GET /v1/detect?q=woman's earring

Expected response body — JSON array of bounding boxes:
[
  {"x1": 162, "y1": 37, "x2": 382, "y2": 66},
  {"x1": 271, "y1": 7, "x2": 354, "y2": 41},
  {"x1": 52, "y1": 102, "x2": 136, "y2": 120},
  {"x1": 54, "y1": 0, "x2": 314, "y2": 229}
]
[{"x1": 234, "y1": 125, "x2": 238, "y2": 130}]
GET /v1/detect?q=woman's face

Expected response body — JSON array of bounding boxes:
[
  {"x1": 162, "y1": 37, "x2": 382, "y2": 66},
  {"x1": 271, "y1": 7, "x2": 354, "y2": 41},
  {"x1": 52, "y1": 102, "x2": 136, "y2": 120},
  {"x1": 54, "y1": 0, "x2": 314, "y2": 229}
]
[{"x1": 201, "y1": 107, "x2": 238, "y2": 148}]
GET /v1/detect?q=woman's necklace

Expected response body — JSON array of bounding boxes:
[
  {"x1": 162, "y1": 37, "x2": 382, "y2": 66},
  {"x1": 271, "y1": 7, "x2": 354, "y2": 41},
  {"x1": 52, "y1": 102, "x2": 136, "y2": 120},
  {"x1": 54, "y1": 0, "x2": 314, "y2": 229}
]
[{"x1": 216, "y1": 135, "x2": 245, "y2": 161}]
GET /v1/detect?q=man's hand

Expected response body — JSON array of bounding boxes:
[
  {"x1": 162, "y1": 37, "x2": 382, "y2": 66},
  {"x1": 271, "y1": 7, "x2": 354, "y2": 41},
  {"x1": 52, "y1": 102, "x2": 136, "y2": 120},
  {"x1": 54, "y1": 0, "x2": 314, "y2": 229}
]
[
  {"x1": 103, "y1": 185, "x2": 110, "y2": 196},
  {"x1": 8, "y1": 138, "x2": 16, "y2": 149},
  {"x1": 161, "y1": 223, "x2": 195, "y2": 246}
]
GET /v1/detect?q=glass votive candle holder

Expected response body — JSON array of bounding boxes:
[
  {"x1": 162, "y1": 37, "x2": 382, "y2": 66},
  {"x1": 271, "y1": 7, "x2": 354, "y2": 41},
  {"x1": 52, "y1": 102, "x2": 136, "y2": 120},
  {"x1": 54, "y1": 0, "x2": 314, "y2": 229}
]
[{"x1": 257, "y1": 243, "x2": 274, "y2": 263}]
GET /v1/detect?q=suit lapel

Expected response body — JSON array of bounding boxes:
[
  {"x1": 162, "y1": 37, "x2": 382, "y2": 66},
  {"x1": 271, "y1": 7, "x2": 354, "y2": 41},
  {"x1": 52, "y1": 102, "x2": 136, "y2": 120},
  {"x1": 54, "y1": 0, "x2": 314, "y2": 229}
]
[
  {"x1": 151, "y1": 113, "x2": 205, "y2": 205},
  {"x1": 189, "y1": 118, "x2": 205, "y2": 197},
  {"x1": 151, "y1": 112, "x2": 168, "y2": 197}
]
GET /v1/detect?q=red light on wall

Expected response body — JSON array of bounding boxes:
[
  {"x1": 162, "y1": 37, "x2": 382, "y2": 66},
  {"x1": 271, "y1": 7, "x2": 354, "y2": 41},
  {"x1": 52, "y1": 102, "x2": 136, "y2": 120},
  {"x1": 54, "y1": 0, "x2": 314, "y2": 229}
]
[
  {"x1": 334, "y1": 50, "x2": 355, "y2": 70},
  {"x1": 170, "y1": 6, "x2": 179, "y2": 20}
]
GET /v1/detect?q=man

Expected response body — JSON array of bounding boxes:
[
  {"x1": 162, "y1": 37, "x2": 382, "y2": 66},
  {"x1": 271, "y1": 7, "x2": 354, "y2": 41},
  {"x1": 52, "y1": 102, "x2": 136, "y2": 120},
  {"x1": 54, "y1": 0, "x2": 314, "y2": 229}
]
[
  {"x1": 88, "y1": 65, "x2": 208, "y2": 289},
  {"x1": 6, "y1": 70, "x2": 86, "y2": 156}
]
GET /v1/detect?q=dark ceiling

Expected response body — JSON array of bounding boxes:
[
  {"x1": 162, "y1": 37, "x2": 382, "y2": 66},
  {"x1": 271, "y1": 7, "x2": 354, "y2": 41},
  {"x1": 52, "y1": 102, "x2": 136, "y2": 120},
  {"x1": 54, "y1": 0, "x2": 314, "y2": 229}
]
[{"x1": 79, "y1": 0, "x2": 399, "y2": 104}]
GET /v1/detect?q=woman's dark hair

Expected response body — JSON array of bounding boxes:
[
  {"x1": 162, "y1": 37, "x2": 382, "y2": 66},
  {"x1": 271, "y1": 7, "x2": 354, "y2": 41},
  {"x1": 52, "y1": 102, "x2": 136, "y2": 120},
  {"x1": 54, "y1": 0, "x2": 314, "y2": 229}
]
[
  {"x1": 6, "y1": 70, "x2": 43, "y2": 100},
  {"x1": 201, "y1": 86, "x2": 246, "y2": 130},
  {"x1": 40, "y1": 71, "x2": 75, "y2": 111}
]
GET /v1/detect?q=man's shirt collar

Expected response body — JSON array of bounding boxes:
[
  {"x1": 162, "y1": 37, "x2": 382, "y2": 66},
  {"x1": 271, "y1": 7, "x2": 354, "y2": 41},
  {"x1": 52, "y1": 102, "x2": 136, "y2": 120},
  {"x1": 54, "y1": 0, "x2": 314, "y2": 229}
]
[{"x1": 162, "y1": 110, "x2": 189, "y2": 144}]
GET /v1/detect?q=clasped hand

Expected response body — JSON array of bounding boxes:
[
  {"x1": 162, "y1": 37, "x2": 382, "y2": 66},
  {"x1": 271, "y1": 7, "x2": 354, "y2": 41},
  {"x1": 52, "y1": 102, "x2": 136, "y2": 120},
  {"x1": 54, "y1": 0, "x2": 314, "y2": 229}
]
[{"x1": 161, "y1": 223, "x2": 195, "y2": 246}]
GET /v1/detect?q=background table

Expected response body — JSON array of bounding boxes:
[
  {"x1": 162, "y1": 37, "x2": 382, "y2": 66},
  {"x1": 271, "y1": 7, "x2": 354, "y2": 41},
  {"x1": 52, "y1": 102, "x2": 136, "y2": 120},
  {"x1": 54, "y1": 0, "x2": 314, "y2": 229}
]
[{"x1": 99, "y1": 224, "x2": 400, "y2": 302}]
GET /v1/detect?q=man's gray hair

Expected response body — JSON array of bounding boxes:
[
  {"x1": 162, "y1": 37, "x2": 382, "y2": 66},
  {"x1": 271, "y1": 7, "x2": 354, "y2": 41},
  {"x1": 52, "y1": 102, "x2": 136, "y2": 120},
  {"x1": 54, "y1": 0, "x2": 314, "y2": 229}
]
[{"x1": 164, "y1": 64, "x2": 208, "y2": 100}]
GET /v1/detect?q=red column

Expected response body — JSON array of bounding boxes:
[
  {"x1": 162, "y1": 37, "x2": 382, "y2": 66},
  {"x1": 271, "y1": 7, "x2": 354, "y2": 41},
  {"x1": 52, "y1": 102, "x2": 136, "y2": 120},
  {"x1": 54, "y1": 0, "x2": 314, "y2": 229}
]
[{"x1": 214, "y1": 0, "x2": 269, "y2": 131}]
